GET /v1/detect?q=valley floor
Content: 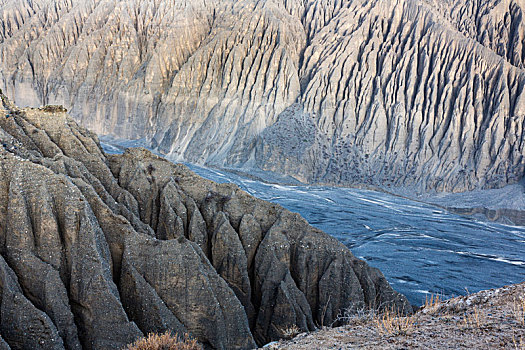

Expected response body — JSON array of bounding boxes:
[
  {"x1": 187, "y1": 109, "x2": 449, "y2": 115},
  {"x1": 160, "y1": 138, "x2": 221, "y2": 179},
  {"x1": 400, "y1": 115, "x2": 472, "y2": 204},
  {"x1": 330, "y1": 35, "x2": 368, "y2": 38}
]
[
  {"x1": 264, "y1": 283, "x2": 525, "y2": 349},
  {"x1": 217, "y1": 165, "x2": 525, "y2": 227},
  {"x1": 101, "y1": 136, "x2": 525, "y2": 227}
]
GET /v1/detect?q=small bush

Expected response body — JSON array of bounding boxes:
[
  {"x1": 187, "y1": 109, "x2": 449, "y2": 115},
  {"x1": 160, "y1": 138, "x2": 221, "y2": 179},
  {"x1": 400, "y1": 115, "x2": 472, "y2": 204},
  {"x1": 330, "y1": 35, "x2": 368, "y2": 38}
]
[
  {"x1": 125, "y1": 332, "x2": 202, "y2": 350},
  {"x1": 40, "y1": 105, "x2": 67, "y2": 113},
  {"x1": 278, "y1": 324, "x2": 301, "y2": 339},
  {"x1": 335, "y1": 306, "x2": 376, "y2": 326},
  {"x1": 375, "y1": 307, "x2": 415, "y2": 336}
]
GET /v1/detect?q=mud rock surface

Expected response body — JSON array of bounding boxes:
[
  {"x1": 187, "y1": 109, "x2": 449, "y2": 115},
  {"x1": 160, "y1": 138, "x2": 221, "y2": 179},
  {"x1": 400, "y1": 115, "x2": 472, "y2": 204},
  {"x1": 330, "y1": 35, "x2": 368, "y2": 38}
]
[
  {"x1": 0, "y1": 96, "x2": 409, "y2": 349},
  {"x1": 1, "y1": 0, "x2": 524, "y2": 192}
]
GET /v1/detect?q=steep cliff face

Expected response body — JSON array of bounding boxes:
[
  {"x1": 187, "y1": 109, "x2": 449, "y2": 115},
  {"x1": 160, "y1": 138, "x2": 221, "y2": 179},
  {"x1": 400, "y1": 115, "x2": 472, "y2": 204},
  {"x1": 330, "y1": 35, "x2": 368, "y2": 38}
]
[
  {"x1": 0, "y1": 0, "x2": 304, "y2": 167},
  {"x1": 1, "y1": 0, "x2": 524, "y2": 192},
  {"x1": 0, "y1": 95, "x2": 409, "y2": 349},
  {"x1": 258, "y1": 0, "x2": 525, "y2": 192}
]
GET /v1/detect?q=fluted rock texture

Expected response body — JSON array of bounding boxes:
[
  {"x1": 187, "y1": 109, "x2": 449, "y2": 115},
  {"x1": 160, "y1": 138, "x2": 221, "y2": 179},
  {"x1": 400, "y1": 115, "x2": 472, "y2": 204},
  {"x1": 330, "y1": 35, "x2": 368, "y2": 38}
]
[
  {"x1": 1, "y1": 0, "x2": 523, "y2": 192},
  {"x1": 0, "y1": 95, "x2": 409, "y2": 349}
]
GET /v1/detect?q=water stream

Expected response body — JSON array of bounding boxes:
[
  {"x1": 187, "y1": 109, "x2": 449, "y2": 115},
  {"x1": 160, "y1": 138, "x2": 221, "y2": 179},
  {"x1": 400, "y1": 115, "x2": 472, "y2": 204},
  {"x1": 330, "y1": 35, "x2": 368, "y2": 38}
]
[
  {"x1": 186, "y1": 164, "x2": 525, "y2": 305},
  {"x1": 101, "y1": 140, "x2": 525, "y2": 305}
]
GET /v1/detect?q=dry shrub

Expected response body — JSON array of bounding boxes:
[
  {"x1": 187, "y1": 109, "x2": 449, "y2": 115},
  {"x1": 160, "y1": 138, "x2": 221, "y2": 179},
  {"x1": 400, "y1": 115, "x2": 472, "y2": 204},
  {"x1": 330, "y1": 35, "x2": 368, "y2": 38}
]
[
  {"x1": 423, "y1": 293, "x2": 442, "y2": 313},
  {"x1": 278, "y1": 324, "x2": 301, "y2": 339},
  {"x1": 375, "y1": 307, "x2": 415, "y2": 336},
  {"x1": 513, "y1": 297, "x2": 525, "y2": 326},
  {"x1": 461, "y1": 307, "x2": 487, "y2": 329},
  {"x1": 40, "y1": 105, "x2": 67, "y2": 113},
  {"x1": 335, "y1": 307, "x2": 376, "y2": 326},
  {"x1": 125, "y1": 332, "x2": 202, "y2": 350}
]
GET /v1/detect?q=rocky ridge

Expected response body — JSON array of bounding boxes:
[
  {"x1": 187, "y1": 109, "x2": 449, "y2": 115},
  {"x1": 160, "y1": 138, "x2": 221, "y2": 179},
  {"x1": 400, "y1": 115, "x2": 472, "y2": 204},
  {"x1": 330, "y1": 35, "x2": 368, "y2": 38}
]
[
  {"x1": 0, "y1": 0, "x2": 524, "y2": 193},
  {"x1": 0, "y1": 93, "x2": 409, "y2": 349}
]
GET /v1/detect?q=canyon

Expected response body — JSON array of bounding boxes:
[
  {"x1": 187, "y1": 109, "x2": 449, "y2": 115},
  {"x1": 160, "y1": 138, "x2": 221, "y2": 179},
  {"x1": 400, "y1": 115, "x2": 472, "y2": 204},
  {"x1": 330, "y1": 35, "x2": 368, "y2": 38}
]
[
  {"x1": 0, "y1": 1, "x2": 524, "y2": 348},
  {"x1": 0, "y1": 93, "x2": 409, "y2": 349},
  {"x1": 0, "y1": 0, "x2": 524, "y2": 193}
]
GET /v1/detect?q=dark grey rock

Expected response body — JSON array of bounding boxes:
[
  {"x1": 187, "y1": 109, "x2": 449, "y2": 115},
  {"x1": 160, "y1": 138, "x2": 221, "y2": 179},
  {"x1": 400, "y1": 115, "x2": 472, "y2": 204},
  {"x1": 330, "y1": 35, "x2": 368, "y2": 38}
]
[{"x1": 0, "y1": 95, "x2": 410, "y2": 349}]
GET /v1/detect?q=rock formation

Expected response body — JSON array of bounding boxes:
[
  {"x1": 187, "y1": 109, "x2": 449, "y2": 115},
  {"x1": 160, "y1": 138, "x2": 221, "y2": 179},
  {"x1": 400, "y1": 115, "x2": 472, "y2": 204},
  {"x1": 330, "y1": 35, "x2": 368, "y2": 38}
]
[
  {"x1": 1, "y1": 0, "x2": 524, "y2": 193},
  {"x1": 257, "y1": 0, "x2": 525, "y2": 193},
  {"x1": 0, "y1": 94, "x2": 409, "y2": 349}
]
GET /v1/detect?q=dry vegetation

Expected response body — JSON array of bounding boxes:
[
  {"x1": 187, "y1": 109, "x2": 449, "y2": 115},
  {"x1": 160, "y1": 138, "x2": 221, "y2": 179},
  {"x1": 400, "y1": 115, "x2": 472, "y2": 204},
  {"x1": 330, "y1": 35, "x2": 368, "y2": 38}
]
[
  {"x1": 461, "y1": 306, "x2": 487, "y2": 330},
  {"x1": 263, "y1": 283, "x2": 525, "y2": 349},
  {"x1": 279, "y1": 325, "x2": 302, "y2": 340},
  {"x1": 39, "y1": 105, "x2": 68, "y2": 113},
  {"x1": 423, "y1": 293, "x2": 442, "y2": 311},
  {"x1": 513, "y1": 296, "x2": 525, "y2": 326},
  {"x1": 125, "y1": 332, "x2": 202, "y2": 350},
  {"x1": 375, "y1": 307, "x2": 415, "y2": 336}
]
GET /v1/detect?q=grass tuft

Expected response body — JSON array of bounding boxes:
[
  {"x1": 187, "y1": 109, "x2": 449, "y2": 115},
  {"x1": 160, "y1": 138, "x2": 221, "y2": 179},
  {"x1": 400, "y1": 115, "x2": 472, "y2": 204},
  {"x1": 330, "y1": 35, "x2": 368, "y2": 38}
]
[
  {"x1": 513, "y1": 334, "x2": 524, "y2": 350},
  {"x1": 375, "y1": 307, "x2": 415, "y2": 336},
  {"x1": 335, "y1": 306, "x2": 376, "y2": 327},
  {"x1": 461, "y1": 307, "x2": 487, "y2": 330},
  {"x1": 125, "y1": 332, "x2": 202, "y2": 350},
  {"x1": 424, "y1": 293, "x2": 442, "y2": 310},
  {"x1": 513, "y1": 297, "x2": 525, "y2": 326},
  {"x1": 278, "y1": 324, "x2": 301, "y2": 339}
]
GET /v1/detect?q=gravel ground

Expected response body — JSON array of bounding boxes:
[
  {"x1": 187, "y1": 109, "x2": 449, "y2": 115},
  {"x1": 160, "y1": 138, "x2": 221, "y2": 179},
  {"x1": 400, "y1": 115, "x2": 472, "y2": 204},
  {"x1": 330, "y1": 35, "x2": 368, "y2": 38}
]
[{"x1": 263, "y1": 283, "x2": 525, "y2": 349}]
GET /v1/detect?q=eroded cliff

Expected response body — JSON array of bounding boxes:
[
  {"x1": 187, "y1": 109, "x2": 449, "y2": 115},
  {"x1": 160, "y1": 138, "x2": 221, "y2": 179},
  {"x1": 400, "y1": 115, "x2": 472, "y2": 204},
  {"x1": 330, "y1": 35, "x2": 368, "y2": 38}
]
[
  {"x1": 1, "y1": 0, "x2": 524, "y2": 192},
  {"x1": 258, "y1": 0, "x2": 525, "y2": 192},
  {"x1": 0, "y1": 94, "x2": 409, "y2": 349}
]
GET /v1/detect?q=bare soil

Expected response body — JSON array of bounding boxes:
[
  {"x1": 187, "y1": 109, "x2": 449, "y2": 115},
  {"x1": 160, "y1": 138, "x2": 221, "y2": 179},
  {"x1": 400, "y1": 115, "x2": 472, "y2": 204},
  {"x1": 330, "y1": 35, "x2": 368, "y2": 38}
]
[{"x1": 264, "y1": 283, "x2": 525, "y2": 349}]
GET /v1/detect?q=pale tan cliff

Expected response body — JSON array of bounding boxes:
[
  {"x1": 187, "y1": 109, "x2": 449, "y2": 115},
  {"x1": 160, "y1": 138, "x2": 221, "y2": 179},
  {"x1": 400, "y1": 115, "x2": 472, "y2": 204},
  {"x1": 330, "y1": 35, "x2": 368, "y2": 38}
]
[
  {"x1": 257, "y1": 0, "x2": 525, "y2": 192},
  {"x1": 1, "y1": 0, "x2": 524, "y2": 192}
]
